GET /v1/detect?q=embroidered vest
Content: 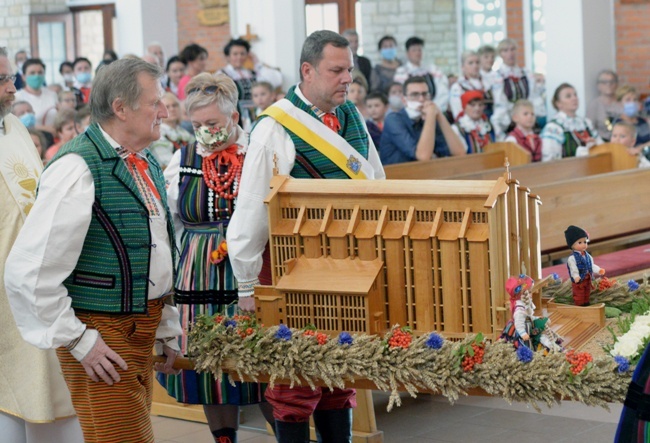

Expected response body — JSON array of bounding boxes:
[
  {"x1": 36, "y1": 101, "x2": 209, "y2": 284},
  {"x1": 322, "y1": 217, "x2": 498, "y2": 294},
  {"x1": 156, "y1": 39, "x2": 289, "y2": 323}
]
[
  {"x1": 501, "y1": 72, "x2": 530, "y2": 103},
  {"x1": 258, "y1": 86, "x2": 369, "y2": 179},
  {"x1": 567, "y1": 251, "x2": 593, "y2": 283},
  {"x1": 509, "y1": 128, "x2": 542, "y2": 162},
  {"x1": 46, "y1": 123, "x2": 176, "y2": 313},
  {"x1": 455, "y1": 119, "x2": 494, "y2": 154},
  {"x1": 550, "y1": 118, "x2": 595, "y2": 158}
]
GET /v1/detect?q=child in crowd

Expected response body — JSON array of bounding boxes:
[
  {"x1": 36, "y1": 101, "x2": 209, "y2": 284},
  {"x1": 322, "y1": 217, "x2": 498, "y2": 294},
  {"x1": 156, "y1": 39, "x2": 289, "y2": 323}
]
[
  {"x1": 348, "y1": 76, "x2": 369, "y2": 118},
  {"x1": 43, "y1": 89, "x2": 78, "y2": 129},
  {"x1": 505, "y1": 99, "x2": 542, "y2": 161},
  {"x1": 251, "y1": 81, "x2": 276, "y2": 117},
  {"x1": 386, "y1": 81, "x2": 404, "y2": 114},
  {"x1": 27, "y1": 128, "x2": 48, "y2": 161},
  {"x1": 74, "y1": 105, "x2": 91, "y2": 134},
  {"x1": 44, "y1": 109, "x2": 77, "y2": 162},
  {"x1": 11, "y1": 100, "x2": 36, "y2": 129},
  {"x1": 611, "y1": 121, "x2": 650, "y2": 168},
  {"x1": 451, "y1": 90, "x2": 494, "y2": 154},
  {"x1": 365, "y1": 92, "x2": 388, "y2": 149},
  {"x1": 565, "y1": 225, "x2": 605, "y2": 306}
]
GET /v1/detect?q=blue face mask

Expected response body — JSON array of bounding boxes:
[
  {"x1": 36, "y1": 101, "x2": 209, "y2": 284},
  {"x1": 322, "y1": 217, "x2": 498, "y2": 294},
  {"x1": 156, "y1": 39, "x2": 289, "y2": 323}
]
[
  {"x1": 380, "y1": 47, "x2": 397, "y2": 61},
  {"x1": 76, "y1": 72, "x2": 91, "y2": 84},
  {"x1": 26, "y1": 74, "x2": 45, "y2": 90},
  {"x1": 623, "y1": 101, "x2": 638, "y2": 117},
  {"x1": 19, "y1": 112, "x2": 36, "y2": 128}
]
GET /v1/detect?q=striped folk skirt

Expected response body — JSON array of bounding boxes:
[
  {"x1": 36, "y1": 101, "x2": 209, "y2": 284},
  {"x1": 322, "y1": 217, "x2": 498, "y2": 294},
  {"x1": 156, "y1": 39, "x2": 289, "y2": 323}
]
[{"x1": 157, "y1": 227, "x2": 265, "y2": 405}]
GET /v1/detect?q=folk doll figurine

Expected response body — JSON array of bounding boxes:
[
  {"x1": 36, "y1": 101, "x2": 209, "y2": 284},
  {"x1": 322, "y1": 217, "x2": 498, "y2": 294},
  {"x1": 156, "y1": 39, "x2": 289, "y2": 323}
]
[
  {"x1": 564, "y1": 225, "x2": 605, "y2": 306},
  {"x1": 500, "y1": 274, "x2": 562, "y2": 351}
]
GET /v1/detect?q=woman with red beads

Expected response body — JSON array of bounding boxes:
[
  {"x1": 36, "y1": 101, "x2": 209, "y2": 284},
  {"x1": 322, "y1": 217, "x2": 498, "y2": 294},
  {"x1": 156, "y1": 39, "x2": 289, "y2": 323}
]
[{"x1": 159, "y1": 72, "x2": 273, "y2": 443}]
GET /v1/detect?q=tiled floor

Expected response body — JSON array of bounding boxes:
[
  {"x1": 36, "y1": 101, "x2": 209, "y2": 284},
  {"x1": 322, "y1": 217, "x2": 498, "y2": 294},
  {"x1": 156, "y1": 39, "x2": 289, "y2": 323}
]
[{"x1": 152, "y1": 391, "x2": 623, "y2": 442}]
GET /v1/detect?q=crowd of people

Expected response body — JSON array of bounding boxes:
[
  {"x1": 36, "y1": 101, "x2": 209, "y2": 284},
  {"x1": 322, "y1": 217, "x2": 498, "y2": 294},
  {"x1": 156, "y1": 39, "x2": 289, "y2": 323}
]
[{"x1": 1, "y1": 26, "x2": 649, "y2": 443}]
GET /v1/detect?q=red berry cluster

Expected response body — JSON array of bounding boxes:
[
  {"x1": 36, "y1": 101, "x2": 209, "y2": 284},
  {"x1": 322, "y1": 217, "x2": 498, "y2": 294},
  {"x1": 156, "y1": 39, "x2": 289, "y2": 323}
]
[
  {"x1": 238, "y1": 327, "x2": 255, "y2": 339},
  {"x1": 303, "y1": 329, "x2": 328, "y2": 345},
  {"x1": 233, "y1": 314, "x2": 251, "y2": 322},
  {"x1": 214, "y1": 315, "x2": 225, "y2": 324},
  {"x1": 598, "y1": 277, "x2": 615, "y2": 291},
  {"x1": 461, "y1": 344, "x2": 485, "y2": 372},
  {"x1": 388, "y1": 328, "x2": 413, "y2": 348},
  {"x1": 566, "y1": 350, "x2": 593, "y2": 375}
]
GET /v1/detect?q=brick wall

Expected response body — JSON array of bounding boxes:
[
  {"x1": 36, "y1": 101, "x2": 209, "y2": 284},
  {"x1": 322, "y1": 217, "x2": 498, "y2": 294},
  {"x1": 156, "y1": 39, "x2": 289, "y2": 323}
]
[
  {"x1": 505, "y1": 0, "x2": 525, "y2": 67},
  {"x1": 614, "y1": 0, "x2": 650, "y2": 94},
  {"x1": 175, "y1": 0, "x2": 231, "y2": 72}
]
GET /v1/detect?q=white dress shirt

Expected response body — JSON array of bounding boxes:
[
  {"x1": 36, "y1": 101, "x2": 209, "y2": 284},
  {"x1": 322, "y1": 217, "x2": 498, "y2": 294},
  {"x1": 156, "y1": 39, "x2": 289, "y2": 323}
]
[
  {"x1": 226, "y1": 85, "x2": 385, "y2": 294},
  {"x1": 4, "y1": 125, "x2": 181, "y2": 361}
]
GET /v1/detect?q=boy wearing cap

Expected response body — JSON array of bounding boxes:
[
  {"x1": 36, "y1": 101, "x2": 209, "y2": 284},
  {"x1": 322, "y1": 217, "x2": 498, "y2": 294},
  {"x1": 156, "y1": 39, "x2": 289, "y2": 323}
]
[
  {"x1": 565, "y1": 225, "x2": 605, "y2": 306},
  {"x1": 451, "y1": 90, "x2": 494, "y2": 154}
]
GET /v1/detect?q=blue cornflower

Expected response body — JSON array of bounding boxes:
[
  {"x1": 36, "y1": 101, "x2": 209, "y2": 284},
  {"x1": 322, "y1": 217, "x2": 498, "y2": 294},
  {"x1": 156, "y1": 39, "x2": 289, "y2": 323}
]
[
  {"x1": 224, "y1": 320, "x2": 237, "y2": 328},
  {"x1": 552, "y1": 273, "x2": 560, "y2": 281},
  {"x1": 516, "y1": 345, "x2": 534, "y2": 363},
  {"x1": 338, "y1": 332, "x2": 353, "y2": 345},
  {"x1": 425, "y1": 333, "x2": 444, "y2": 350},
  {"x1": 628, "y1": 280, "x2": 640, "y2": 292},
  {"x1": 275, "y1": 324, "x2": 292, "y2": 341},
  {"x1": 614, "y1": 355, "x2": 630, "y2": 374}
]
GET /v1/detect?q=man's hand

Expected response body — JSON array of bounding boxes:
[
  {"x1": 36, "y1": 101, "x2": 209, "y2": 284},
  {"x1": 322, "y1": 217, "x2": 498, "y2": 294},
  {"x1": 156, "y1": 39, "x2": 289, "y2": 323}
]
[
  {"x1": 238, "y1": 296, "x2": 256, "y2": 313},
  {"x1": 154, "y1": 344, "x2": 180, "y2": 375},
  {"x1": 80, "y1": 335, "x2": 128, "y2": 385},
  {"x1": 421, "y1": 102, "x2": 439, "y2": 121}
]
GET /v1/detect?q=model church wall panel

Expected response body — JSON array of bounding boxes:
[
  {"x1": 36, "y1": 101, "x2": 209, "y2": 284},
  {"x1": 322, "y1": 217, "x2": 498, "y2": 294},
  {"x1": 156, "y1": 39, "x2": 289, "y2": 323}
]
[{"x1": 258, "y1": 177, "x2": 533, "y2": 340}]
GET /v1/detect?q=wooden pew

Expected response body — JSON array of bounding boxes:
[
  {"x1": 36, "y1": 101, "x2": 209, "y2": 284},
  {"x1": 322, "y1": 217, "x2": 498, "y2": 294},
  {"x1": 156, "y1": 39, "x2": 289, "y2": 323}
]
[
  {"x1": 450, "y1": 143, "x2": 637, "y2": 187},
  {"x1": 533, "y1": 167, "x2": 650, "y2": 266},
  {"x1": 384, "y1": 142, "x2": 531, "y2": 179}
]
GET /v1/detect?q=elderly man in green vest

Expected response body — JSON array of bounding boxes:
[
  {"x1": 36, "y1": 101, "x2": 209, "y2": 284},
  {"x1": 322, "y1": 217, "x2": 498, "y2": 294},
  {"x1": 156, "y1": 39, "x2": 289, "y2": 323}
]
[
  {"x1": 227, "y1": 30, "x2": 385, "y2": 443},
  {"x1": 5, "y1": 58, "x2": 182, "y2": 443}
]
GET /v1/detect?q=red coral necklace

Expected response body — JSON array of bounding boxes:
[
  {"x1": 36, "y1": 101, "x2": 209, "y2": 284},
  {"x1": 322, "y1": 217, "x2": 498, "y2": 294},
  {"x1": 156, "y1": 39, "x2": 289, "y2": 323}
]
[{"x1": 201, "y1": 144, "x2": 243, "y2": 200}]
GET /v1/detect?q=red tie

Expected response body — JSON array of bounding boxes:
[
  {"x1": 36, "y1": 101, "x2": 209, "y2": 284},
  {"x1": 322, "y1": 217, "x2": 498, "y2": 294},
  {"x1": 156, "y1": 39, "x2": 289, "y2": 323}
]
[
  {"x1": 125, "y1": 154, "x2": 161, "y2": 200},
  {"x1": 322, "y1": 113, "x2": 341, "y2": 132}
]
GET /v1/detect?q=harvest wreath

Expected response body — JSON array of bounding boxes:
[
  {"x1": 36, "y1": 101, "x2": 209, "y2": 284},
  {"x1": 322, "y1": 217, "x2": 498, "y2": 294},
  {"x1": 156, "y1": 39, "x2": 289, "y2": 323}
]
[{"x1": 186, "y1": 314, "x2": 631, "y2": 411}]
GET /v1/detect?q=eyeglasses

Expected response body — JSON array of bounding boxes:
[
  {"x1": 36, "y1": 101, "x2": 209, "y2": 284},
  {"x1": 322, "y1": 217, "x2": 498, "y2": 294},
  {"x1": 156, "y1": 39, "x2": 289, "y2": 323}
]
[
  {"x1": 0, "y1": 74, "x2": 17, "y2": 85},
  {"x1": 187, "y1": 85, "x2": 218, "y2": 96},
  {"x1": 597, "y1": 80, "x2": 616, "y2": 85},
  {"x1": 406, "y1": 92, "x2": 431, "y2": 100}
]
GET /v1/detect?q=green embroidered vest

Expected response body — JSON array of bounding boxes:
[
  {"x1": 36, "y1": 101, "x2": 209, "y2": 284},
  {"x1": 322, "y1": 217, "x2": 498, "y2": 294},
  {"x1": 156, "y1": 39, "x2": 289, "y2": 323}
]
[
  {"x1": 258, "y1": 85, "x2": 369, "y2": 179},
  {"x1": 46, "y1": 123, "x2": 175, "y2": 313}
]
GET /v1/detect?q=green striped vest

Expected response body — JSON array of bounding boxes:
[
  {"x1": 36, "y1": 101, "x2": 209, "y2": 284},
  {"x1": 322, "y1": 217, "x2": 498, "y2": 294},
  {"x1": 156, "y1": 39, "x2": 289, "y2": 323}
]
[
  {"x1": 259, "y1": 85, "x2": 369, "y2": 179},
  {"x1": 46, "y1": 123, "x2": 175, "y2": 313}
]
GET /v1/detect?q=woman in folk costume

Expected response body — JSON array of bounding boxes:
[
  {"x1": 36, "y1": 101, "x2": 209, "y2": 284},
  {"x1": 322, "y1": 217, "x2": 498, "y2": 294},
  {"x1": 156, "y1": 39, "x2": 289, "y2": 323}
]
[
  {"x1": 159, "y1": 73, "x2": 273, "y2": 443},
  {"x1": 0, "y1": 46, "x2": 82, "y2": 441},
  {"x1": 218, "y1": 38, "x2": 282, "y2": 132},
  {"x1": 490, "y1": 38, "x2": 545, "y2": 139},
  {"x1": 500, "y1": 274, "x2": 562, "y2": 352},
  {"x1": 449, "y1": 50, "x2": 493, "y2": 120},
  {"x1": 615, "y1": 342, "x2": 650, "y2": 442},
  {"x1": 540, "y1": 83, "x2": 602, "y2": 162},
  {"x1": 451, "y1": 90, "x2": 495, "y2": 154}
]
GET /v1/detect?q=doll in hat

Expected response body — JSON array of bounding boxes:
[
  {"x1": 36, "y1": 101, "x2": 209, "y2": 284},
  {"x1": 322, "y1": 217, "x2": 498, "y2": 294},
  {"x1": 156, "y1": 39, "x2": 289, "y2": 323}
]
[
  {"x1": 500, "y1": 274, "x2": 562, "y2": 351},
  {"x1": 451, "y1": 90, "x2": 495, "y2": 154},
  {"x1": 565, "y1": 225, "x2": 605, "y2": 306}
]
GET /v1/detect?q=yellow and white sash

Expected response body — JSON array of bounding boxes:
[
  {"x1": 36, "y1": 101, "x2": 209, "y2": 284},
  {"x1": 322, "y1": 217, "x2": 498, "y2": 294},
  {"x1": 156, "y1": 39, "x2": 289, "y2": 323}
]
[
  {"x1": 0, "y1": 114, "x2": 43, "y2": 219},
  {"x1": 260, "y1": 99, "x2": 376, "y2": 180}
]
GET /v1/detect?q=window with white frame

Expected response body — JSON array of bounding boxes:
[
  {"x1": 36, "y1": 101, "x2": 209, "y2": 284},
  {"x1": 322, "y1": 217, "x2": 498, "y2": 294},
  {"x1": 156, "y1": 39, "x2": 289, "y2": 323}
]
[
  {"x1": 529, "y1": 0, "x2": 546, "y2": 74},
  {"x1": 458, "y1": 0, "x2": 506, "y2": 51}
]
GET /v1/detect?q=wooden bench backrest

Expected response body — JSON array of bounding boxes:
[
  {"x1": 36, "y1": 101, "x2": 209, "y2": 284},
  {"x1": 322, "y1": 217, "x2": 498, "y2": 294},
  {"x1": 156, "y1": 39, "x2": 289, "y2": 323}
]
[
  {"x1": 534, "y1": 168, "x2": 650, "y2": 253},
  {"x1": 451, "y1": 153, "x2": 614, "y2": 188},
  {"x1": 589, "y1": 142, "x2": 639, "y2": 171},
  {"x1": 384, "y1": 141, "x2": 531, "y2": 180}
]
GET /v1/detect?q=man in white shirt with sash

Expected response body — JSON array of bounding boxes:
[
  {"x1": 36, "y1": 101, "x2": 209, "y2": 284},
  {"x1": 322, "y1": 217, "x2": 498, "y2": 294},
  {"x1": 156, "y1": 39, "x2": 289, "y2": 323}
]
[
  {"x1": 227, "y1": 30, "x2": 385, "y2": 443},
  {"x1": 0, "y1": 46, "x2": 83, "y2": 443},
  {"x1": 5, "y1": 58, "x2": 181, "y2": 443}
]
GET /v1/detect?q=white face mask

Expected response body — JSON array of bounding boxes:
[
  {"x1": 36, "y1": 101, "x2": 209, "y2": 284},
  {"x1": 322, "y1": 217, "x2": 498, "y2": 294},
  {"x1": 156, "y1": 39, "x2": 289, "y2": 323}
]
[
  {"x1": 405, "y1": 100, "x2": 423, "y2": 119},
  {"x1": 388, "y1": 95, "x2": 404, "y2": 110},
  {"x1": 63, "y1": 73, "x2": 74, "y2": 83}
]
